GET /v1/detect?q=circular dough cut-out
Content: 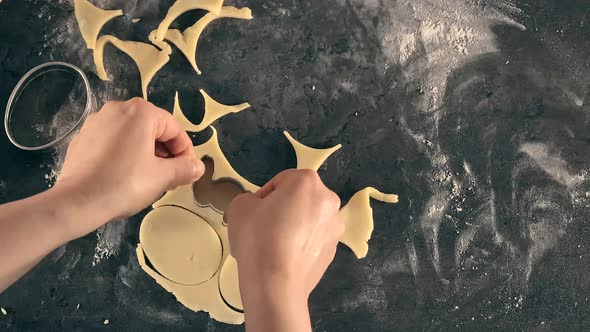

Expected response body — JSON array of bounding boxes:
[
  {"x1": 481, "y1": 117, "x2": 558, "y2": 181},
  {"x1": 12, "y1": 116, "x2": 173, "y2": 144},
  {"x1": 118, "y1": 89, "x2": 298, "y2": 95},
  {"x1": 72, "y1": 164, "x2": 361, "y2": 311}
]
[
  {"x1": 139, "y1": 206, "x2": 222, "y2": 285},
  {"x1": 218, "y1": 255, "x2": 243, "y2": 311}
]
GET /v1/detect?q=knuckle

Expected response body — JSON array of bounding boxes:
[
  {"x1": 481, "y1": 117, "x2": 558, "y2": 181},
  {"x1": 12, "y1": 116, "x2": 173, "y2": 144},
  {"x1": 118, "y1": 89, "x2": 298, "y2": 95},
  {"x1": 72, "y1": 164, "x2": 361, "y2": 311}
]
[
  {"x1": 297, "y1": 169, "x2": 320, "y2": 184},
  {"x1": 327, "y1": 192, "x2": 341, "y2": 209},
  {"x1": 228, "y1": 193, "x2": 250, "y2": 213},
  {"x1": 122, "y1": 97, "x2": 146, "y2": 116}
]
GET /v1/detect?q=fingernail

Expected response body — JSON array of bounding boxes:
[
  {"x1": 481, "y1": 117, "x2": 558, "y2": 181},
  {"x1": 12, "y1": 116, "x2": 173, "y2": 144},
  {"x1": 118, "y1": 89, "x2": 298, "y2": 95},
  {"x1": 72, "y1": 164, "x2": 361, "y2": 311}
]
[{"x1": 193, "y1": 160, "x2": 205, "y2": 177}]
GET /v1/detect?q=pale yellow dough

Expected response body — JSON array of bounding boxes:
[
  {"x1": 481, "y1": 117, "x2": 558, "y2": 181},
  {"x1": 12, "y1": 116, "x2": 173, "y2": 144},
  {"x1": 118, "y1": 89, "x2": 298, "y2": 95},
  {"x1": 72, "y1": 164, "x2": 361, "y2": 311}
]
[
  {"x1": 218, "y1": 255, "x2": 243, "y2": 310},
  {"x1": 93, "y1": 35, "x2": 171, "y2": 99},
  {"x1": 339, "y1": 188, "x2": 399, "y2": 258},
  {"x1": 163, "y1": 6, "x2": 253, "y2": 75},
  {"x1": 192, "y1": 127, "x2": 260, "y2": 193},
  {"x1": 173, "y1": 90, "x2": 251, "y2": 133},
  {"x1": 139, "y1": 206, "x2": 222, "y2": 285},
  {"x1": 283, "y1": 131, "x2": 342, "y2": 170},
  {"x1": 138, "y1": 128, "x2": 398, "y2": 324},
  {"x1": 74, "y1": 0, "x2": 123, "y2": 49},
  {"x1": 154, "y1": 0, "x2": 224, "y2": 41}
]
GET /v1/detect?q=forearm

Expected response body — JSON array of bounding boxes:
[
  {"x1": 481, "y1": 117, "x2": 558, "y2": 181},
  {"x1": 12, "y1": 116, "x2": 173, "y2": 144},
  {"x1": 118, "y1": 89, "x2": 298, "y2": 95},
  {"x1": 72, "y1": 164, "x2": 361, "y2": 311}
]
[
  {"x1": 242, "y1": 278, "x2": 312, "y2": 332},
  {"x1": 0, "y1": 185, "x2": 102, "y2": 292}
]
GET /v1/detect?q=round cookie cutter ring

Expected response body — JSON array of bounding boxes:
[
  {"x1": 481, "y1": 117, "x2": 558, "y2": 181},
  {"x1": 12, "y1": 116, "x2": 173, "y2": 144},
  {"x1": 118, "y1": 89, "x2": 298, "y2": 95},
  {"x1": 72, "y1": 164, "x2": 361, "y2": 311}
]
[{"x1": 4, "y1": 61, "x2": 92, "y2": 151}]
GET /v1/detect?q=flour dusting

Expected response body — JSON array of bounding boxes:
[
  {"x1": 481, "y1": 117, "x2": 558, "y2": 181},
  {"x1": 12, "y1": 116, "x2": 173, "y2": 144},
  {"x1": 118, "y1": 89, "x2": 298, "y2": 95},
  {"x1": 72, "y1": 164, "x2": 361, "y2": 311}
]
[{"x1": 92, "y1": 220, "x2": 127, "y2": 266}]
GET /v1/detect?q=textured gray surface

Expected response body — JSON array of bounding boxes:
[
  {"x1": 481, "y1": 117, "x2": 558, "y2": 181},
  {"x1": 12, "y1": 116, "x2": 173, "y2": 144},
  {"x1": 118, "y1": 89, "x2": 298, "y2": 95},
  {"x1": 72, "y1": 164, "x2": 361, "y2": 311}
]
[{"x1": 1, "y1": 0, "x2": 590, "y2": 330}]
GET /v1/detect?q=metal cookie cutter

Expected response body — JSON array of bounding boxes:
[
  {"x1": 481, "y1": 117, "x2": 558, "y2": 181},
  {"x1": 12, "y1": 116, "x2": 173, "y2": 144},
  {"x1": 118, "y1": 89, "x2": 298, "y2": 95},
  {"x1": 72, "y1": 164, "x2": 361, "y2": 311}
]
[{"x1": 4, "y1": 62, "x2": 91, "y2": 151}]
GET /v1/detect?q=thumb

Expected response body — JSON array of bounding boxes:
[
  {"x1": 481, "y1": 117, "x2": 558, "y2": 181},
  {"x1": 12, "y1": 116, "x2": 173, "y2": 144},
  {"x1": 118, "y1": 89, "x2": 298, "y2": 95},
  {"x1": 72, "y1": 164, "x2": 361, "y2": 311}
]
[{"x1": 160, "y1": 157, "x2": 205, "y2": 190}]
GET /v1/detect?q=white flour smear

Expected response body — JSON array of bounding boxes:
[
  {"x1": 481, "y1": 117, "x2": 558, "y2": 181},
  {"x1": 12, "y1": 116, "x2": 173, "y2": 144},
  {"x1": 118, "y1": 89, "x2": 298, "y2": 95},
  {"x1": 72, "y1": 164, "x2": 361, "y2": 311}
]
[
  {"x1": 93, "y1": 220, "x2": 127, "y2": 266},
  {"x1": 376, "y1": 0, "x2": 525, "y2": 112}
]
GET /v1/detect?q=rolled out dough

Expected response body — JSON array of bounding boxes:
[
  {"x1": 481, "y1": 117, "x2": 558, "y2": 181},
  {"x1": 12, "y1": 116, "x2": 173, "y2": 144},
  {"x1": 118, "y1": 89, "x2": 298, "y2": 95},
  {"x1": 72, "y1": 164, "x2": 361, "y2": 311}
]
[
  {"x1": 218, "y1": 255, "x2": 243, "y2": 310},
  {"x1": 163, "y1": 6, "x2": 253, "y2": 75},
  {"x1": 173, "y1": 90, "x2": 251, "y2": 133},
  {"x1": 193, "y1": 127, "x2": 260, "y2": 193},
  {"x1": 93, "y1": 35, "x2": 171, "y2": 99},
  {"x1": 139, "y1": 127, "x2": 398, "y2": 324},
  {"x1": 73, "y1": 0, "x2": 123, "y2": 49},
  {"x1": 154, "y1": 0, "x2": 224, "y2": 41},
  {"x1": 193, "y1": 158, "x2": 246, "y2": 214},
  {"x1": 139, "y1": 206, "x2": 222, "y2": 285}
]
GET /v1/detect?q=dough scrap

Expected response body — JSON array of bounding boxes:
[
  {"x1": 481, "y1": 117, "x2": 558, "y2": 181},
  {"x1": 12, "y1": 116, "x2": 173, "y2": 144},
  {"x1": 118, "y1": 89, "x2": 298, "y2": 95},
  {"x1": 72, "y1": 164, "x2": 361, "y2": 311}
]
[
  {"x1": 192, "y1": 127, "x2": 260, "y2": 193},
  {"x1": 139, "y1": 206, "x2": 222, "y2": 285},
  {"x1": 163, "y1": 6, "x2": 253, "y2": 75},
  {"x1": 154, "y1": 0, "x2": 224, "y2": 41},
  {"x1": 94, "y1": 35, "x2": 171, "y2": 99},
  {"x1": 339, "y1": 188, "x2": 399, "y2": 258},
  {"x1": 74, "y1": 0, "x2": 123, "y2": 49},
  {"x1": 173, "y1": 90, "x2": 251, "y2": 133},
  {"x1": 284, "y1": 131, "x2": 342, "y2": 170}
]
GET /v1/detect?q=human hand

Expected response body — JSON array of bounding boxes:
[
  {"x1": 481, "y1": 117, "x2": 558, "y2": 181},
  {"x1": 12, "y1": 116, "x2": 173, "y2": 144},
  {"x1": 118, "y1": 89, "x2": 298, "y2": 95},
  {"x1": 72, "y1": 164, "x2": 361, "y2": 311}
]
[
  {"x1": 227, "y1": 169, "x2": 343, "y2": 332},
  {"x1": 54, "y1": 98, "x2": 204, "y2": 238}
]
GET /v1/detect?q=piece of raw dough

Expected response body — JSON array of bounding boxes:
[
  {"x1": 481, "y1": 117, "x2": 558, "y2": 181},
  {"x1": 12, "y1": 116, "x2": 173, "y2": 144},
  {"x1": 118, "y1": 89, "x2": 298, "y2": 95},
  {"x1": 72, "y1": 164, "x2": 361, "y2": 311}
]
[
  {"x1": 74, "y1": 0, "x2": 123, "y2": 49},
  {"x1": 173, "y1": 90, "x2": 251, "y2": 133},
  {"x1": 154, "y1": 0, "x2": 224, "y2": 41},
  {"x1": 139, "y1": 206, "x2": 222, "y2": 285},
  {"x1": 163, "y1": 6, "x2": 253, "y2": 75},
  {"x1": 94, "y1": 35, "x2": 171, "y2": 99},
  {"x1": 219, "y1": 255, "x2": 243, "y2": 310},
  {"x1": 284, "y1": 131, "x2": 342, "y2": 170},
  {"x1": 339, "y1": 188, "x2": 399, "y2": 258},
  {"x1": 192, "y1": 127, "x2": 260, "y2": 193}
]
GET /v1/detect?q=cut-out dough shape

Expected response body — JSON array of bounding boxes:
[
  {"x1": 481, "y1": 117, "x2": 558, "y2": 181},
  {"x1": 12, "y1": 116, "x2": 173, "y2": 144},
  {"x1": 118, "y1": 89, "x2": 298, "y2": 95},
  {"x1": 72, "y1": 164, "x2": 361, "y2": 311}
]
[
  {"x1": 74, "y1": 0, "x2": 123, "y2": 49},
  {"x1": 94, "y1": 35, "x2": 171, "y2": 99},
  {"x1": 284, "y1": 131, "x2": 342, "y2": 170},
  {"x1": 339, "y1": 187, "x2": 399, "y2": 258},
  {"x1": 139, "y1": 206, "x2": 222, "y2": 285},
  {"x1": 173, "y1": 90, "x2": 251, "y2": 133},
  {"x1": 219, "y1": 255, "x2": 243, "y2": 311},
  {"x1": 163, "y1": 6, "x2": 253, "y2": 75},
  {"x1": 154, "y1": 0, "x2": 224, "y2": 41},
  {"x1": 194, "y1": 158, "x2": 246, "y2": 214}
]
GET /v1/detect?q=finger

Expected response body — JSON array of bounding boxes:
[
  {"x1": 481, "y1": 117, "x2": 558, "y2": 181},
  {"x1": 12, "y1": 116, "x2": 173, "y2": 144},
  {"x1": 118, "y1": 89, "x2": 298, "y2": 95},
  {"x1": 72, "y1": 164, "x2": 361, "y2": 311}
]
[
  {"x1": 159, "y1": 156, "x2": 205, "y2": 190},
  {"x1": 255, "y1": 169, "x2": 298, "y2": 198},
  {"x1": 135, "y1": 99, "x2": 194, "y2": 158},
  {"x1": 227, "y1": 193, "x2": 260, "y2": 225},
  {"x1": 155, "y1": 142, "x2": 170, "y2": 158}
]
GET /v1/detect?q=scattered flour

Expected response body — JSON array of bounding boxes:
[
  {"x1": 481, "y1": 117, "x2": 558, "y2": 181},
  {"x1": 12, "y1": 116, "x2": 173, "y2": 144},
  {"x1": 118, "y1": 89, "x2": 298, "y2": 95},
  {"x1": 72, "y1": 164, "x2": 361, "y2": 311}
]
[
  {"x1": 374, "y1": 0, "x2": 526, "y2": 112},
  {"x1": 92, "y1": 220, "x2": 127, "y2": 266}
]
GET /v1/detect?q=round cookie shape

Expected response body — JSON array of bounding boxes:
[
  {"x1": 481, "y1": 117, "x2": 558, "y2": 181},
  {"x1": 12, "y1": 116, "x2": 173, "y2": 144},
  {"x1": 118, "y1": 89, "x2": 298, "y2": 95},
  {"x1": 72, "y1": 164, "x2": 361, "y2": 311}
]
[{"x1": 139, "y1": 206, "x2": 223, "y2": 285}]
